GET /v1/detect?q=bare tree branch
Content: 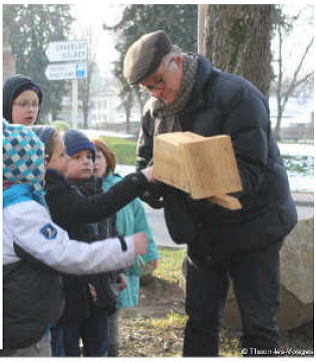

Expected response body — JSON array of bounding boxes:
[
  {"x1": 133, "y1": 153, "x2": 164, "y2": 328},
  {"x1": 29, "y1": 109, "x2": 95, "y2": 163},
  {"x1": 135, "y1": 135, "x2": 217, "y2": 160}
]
[
  {"x1": 280, "y1": 37, "x2": 314, "y2": 110},
  {"x1": 285, "y1": 36, "x2": 314, "y2": 94},
  {"x1": 273, "y1": 6, "x2": 314, "y2": 140}
]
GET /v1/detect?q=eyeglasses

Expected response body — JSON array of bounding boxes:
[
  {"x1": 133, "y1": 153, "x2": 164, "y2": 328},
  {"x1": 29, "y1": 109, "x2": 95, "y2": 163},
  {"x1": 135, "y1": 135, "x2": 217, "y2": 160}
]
[
  {"x1": 140, "y1": 58, "x2": 174, "y2": 93},
  {"x1": 13, "y1": 102, "x2": 39, "y2": 110}
]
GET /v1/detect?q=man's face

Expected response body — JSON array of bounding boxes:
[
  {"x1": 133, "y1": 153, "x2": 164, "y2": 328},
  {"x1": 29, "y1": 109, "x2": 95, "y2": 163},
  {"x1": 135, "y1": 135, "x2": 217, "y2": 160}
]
[{"x1": 140, "y1": 55, "x2": 183, "y2": 105}]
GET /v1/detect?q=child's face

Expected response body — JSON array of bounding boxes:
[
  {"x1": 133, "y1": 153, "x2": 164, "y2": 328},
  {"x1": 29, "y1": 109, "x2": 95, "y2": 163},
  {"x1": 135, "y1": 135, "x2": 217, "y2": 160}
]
[
  {"x1": 46, "y1": 134, "x2": 69, "y2": 175},
  {"x1": 66, "y1": 149, "x2": 94, "y2": 180},
  {"x1": 93, "y1": 149, "x2": 108, "y2": 178},
  {"x1": 12, "y1": 90, "x2": 40, "y2": 126}
]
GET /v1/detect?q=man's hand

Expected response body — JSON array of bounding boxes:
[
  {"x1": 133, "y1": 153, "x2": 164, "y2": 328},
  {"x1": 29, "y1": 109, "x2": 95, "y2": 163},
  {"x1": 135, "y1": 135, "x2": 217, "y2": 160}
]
[{"x1": 141, "y1": 165, "x2": 155, "y2": 182}]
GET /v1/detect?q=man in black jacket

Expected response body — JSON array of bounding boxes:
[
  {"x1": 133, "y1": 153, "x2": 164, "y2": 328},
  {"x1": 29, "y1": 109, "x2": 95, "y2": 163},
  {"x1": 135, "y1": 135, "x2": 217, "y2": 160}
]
[{"x1": 123, "y1": 30, "x2": 298, "y2": 357}]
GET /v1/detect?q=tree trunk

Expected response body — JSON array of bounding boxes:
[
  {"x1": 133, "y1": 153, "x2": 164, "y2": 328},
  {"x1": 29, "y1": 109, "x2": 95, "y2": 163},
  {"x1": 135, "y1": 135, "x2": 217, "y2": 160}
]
[
  {"x1": 125, "y1": 106, "x2": 131, "y2": 134},
  {"x1": 204, "y1": 5, "x2": 272, "y2": 96},
  {"x1": 134, "y1": 89, "x2": 148, "y2": 118},
  {"x1": 82, "y1": 104, "x2": 89, "y2": 129},
  {"x1": 123, "y1": 92, "x2": 134, "y2": 134},
  {"x1": 80, "y1": 66, "x2": 93, "y2": 129}
]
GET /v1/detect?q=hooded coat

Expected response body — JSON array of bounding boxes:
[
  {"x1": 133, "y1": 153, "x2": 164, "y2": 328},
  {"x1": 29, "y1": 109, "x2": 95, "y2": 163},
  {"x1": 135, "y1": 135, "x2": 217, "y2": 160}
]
[{"x1": 3, "y1": 74, "x2": 42, "y2": 123}]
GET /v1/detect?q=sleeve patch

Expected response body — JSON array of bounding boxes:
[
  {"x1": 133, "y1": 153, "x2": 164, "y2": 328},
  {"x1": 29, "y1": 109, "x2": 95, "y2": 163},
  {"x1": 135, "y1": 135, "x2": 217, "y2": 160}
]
[{"x1": 40, "y1": 223, "x2": 58, "y2": 240}]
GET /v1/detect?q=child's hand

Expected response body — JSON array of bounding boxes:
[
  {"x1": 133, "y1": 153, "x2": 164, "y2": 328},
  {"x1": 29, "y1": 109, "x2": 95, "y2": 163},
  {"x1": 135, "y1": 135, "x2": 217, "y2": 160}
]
[
  {"x1": 132, "y1": 232, "x2": 148, "y2": 255},
  {"x1": 147, "y1": 259, "x2": 158, "y2": 270},
  {"x1": 88, "y1": 283, "x2": 97, "y2": 302},
  {"x1": 118, "y1": 273, "x2": 127, "y2": 290}
]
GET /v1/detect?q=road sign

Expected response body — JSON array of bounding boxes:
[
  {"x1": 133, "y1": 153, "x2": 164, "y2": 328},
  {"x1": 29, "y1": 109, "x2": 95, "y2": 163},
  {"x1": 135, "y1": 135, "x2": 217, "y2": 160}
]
[
  {"x1": 75, "y1": 63, "x2": 86, "y2": 79},
  {"x1": 45, "y1": 62, "x2": 87, "y2": 81},
  {"x1": 45, "y1": 40, "x2": 88, "y2": 63}
]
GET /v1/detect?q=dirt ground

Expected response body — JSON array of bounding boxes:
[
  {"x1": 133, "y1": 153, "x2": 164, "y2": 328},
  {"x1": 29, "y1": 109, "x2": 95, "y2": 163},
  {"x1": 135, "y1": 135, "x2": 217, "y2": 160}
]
[{"x1": 119, "y1": 275, "x2": 314, "y2": 357}]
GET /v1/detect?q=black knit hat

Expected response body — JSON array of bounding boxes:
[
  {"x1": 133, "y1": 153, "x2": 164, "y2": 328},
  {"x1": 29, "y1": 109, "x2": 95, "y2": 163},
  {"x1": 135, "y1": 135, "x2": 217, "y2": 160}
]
[
  {"x1": 123, "y1": 30, "x2": 173, "y2": 85},
  {"x1": 3, "y1": 74, "x2": 43, "y2": 123},
  {"x1": 64, "y1": 130, "x2": 96, "y2": 162}
]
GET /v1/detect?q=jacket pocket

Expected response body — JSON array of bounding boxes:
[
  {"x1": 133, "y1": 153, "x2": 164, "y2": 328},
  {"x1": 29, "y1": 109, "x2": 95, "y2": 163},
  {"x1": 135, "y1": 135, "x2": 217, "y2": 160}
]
[{"x1": 89, "y1": 273, "x2": 119, "y2": 315}]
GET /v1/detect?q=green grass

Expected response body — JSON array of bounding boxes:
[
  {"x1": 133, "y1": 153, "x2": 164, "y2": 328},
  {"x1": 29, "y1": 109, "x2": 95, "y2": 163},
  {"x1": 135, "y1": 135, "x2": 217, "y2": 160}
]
[
  {"x1": 150, "y1": 247, "x2": 244, "y2": 357},
  {"x1": 99, "y1": 135, "x2": 137, "y2": 165},
  {"x1": 151, "y1": 310, "x2": 187, "y2": 329},
  {"x1": 155, "y1": 247, "x2": 186, "y2": 285},
  {"x1": 120, "y1": 246, "x2": 246, "y2": 357}
]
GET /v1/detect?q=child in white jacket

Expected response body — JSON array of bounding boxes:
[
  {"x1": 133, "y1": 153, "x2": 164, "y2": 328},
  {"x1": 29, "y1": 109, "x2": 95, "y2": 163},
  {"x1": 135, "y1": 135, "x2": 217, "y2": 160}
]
[{"x1": 2, "y1": 120, "x2": 148, "y2": 357}]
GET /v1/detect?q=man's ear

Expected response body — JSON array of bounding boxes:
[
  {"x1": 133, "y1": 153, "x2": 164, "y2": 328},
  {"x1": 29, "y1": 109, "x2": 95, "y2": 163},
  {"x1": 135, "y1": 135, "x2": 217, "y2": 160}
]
[{"x1": 173, "y1": 54, "x2": 183, "y2": 71}]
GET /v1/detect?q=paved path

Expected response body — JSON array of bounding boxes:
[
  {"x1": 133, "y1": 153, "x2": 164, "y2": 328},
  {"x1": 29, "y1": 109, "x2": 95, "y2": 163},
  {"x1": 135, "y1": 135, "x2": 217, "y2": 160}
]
[
  {"x1": 145, "y1": 193, "x2": 314, "y2": 249},
  {"x1": 291, "y1": 192, "x2": 314, "y2": 206},
  {"x1": 291, "y1": 192, "x2": 314, "y2": 220},
  {"x1": 143, "y1": 204, "x2": 185, "y2": 249}
]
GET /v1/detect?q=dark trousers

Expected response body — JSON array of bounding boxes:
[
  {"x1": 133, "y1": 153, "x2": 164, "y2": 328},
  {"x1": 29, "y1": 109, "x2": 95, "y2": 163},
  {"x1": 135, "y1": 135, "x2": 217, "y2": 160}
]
[
  {"x1": 52, "y1": 307, "x2": 109, "y2": 357},
  {"x1": 183, "y1": 240, "x2": 283, "y2": 357},
  {"x1": 51, "y1": 326, "x2": 65, "y2": 356}
]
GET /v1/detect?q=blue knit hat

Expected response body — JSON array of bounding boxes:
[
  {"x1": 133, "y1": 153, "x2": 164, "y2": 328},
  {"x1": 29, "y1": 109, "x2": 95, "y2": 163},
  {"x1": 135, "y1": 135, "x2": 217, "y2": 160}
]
[
  {"x1": 64, "y1": 129, "x2": 96, "y2": 162},
  {"x1": 3, "y1": 119, "x2": 45, "y2": 191},
  {"x1": 31, "y1": 125, "x2": 55, "y2": 146}
]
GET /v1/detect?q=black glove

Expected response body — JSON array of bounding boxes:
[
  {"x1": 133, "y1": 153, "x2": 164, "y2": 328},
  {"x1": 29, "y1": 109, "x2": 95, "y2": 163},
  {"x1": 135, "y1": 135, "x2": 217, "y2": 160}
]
[
  {"x1": 140, "y1": 181, "x2": 165, "y2": 209},
  {"x1": 140, "y1": 190, "x2": 164, "y2": 209}
]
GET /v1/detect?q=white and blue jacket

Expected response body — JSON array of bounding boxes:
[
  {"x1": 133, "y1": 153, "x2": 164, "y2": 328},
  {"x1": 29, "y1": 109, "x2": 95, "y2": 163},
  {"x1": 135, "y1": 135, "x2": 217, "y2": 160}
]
[{"x1": 3, "y1": 183, "x2": 136, "y2": 349}]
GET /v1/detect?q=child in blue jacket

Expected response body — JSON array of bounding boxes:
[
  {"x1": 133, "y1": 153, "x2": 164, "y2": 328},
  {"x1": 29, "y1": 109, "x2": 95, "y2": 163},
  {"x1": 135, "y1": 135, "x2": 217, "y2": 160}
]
[{"x1": 92, "y1": 137, "x2": 159, "y2": 356}]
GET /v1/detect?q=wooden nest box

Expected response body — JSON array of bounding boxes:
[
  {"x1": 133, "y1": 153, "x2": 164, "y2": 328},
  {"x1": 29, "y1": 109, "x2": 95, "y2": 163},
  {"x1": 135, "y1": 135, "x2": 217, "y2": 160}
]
[{"x1": 153, "y1": 132, "x2": 243, "y2": 210}]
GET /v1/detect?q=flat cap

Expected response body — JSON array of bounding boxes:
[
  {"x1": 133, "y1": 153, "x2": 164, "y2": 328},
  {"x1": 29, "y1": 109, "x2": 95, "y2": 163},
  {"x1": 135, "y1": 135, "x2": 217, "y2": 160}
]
[{"x1": 123, "y1": 30, "x2": 172, "y2": 85}]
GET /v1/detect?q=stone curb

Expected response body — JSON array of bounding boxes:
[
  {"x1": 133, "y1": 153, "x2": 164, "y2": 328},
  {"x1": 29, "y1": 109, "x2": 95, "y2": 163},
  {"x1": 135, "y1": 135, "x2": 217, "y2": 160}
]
[{"x1": 291, "y1": 192, "x2": 314, "y2": 207}]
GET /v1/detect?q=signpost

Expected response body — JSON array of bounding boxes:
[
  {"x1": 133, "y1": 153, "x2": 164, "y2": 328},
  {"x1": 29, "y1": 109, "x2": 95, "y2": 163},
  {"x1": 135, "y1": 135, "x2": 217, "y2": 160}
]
[
  {"x1": 44, "y1": 40, "x2": 88, "y2": 128},
  {"x1": 45, "y1": 62, "x2": 87, "y2": 81},
  {"x1": 45, "y1": 40, "x2": 88, "y2": 63}
]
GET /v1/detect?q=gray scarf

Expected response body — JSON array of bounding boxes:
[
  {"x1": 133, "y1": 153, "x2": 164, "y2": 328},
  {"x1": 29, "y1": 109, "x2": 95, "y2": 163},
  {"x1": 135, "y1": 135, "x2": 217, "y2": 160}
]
[{"x1": 149, "y1": 53, "x2": 199, "y2": 135}]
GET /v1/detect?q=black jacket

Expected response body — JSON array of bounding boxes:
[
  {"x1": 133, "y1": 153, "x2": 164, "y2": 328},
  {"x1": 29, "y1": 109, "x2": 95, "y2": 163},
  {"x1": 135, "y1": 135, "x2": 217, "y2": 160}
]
[
  {"x1": 3, "y1": 260, "x2": 64, "y2": 349},
  {"x1": 44, "y1": 168, "x2": 149, "y2": 229},
  {"x1": 137, "y1": 54, "x2": 297, "y2": 255},
  {"x1": 44, "y1": 169, "x2": 149, "y2": 323}
]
